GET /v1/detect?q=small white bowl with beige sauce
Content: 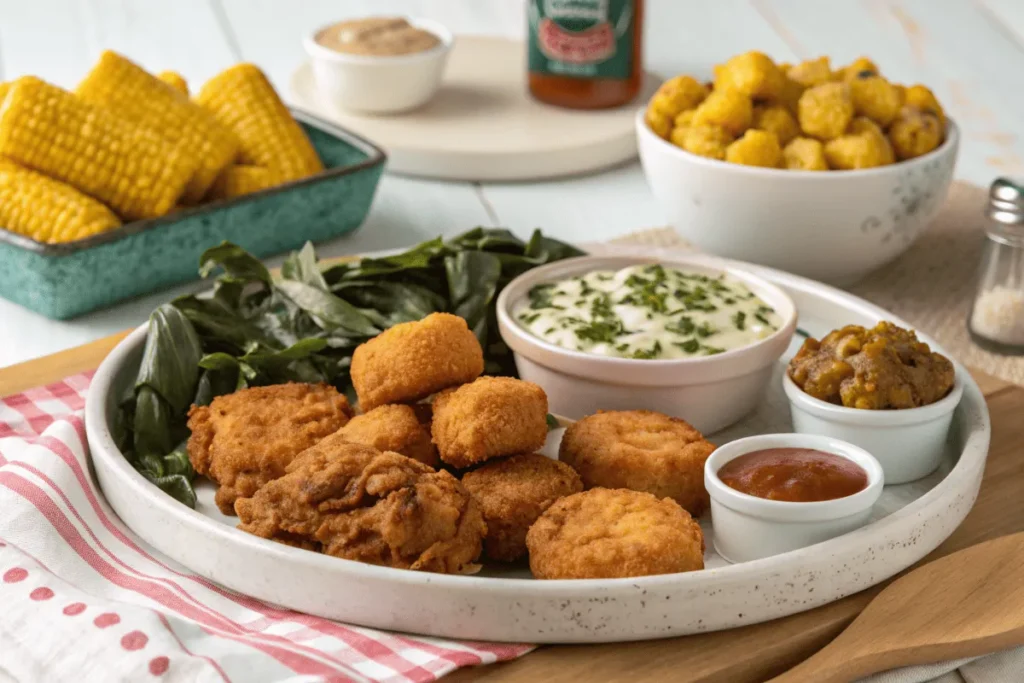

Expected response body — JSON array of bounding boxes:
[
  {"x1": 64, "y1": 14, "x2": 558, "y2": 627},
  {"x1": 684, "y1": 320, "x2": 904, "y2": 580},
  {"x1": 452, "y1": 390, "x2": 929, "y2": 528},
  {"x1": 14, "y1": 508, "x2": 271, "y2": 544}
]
[{"x1": 304, "y1": 17, "x2": 452, "y2": 114}]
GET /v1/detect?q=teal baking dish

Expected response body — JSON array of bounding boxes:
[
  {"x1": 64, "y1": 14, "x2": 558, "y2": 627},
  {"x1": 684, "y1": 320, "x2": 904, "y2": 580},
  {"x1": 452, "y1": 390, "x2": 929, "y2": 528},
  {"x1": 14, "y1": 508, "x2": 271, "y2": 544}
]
[{"x1": 0, "y1": 109, "x2": 386, "y2": 320}]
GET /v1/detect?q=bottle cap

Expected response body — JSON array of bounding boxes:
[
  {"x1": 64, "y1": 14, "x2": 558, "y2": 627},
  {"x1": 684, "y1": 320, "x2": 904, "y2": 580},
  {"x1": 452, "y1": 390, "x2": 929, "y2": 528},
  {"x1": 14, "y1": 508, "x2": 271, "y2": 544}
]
[{"x1": 988, "y1": 178, "x2": 1024, "y2": 225}]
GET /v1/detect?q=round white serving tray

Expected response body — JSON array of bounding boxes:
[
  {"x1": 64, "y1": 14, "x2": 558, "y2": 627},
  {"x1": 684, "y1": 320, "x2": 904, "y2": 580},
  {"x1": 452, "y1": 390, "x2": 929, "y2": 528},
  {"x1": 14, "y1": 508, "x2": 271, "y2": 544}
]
[
  {"x1": 86, "y1": 255, "x2": 990, "y2": 644},
  {"x1": 288, "y1": 36, "x2": 655, "y2": 181}
]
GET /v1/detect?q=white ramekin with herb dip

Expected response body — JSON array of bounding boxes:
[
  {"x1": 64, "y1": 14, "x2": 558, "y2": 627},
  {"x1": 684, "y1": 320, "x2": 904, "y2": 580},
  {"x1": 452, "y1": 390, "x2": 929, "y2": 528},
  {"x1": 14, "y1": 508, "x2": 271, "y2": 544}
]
[{"x1": 496, "y1": 255, "x2": 797, "y2": 434}]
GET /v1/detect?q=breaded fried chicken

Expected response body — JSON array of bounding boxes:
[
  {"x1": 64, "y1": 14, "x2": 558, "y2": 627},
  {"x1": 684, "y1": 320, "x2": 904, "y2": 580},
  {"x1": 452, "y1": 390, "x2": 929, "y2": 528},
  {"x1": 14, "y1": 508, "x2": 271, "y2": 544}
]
[
  {"x1": 526, "y1": 488, "x2": 705, "y2": 579},
  {"x1": 350, "y1": 312, "x2": 484, "y2": 411},
  {"x1": 462, "y1": 453, "x2": 582, "y2": 562},
  {"x1": 559, "y1": 410, "x2": 716, "y2": 516},
  {"x1": 235, "y1": 434, "x2": 486, "y2": 574},
  {"x1": 336, "y1": 404, "x2": 438, "y2": 468},
  {"x1": 187, "y1": 382, "x2": 352, "y2": 514},
  {"x1": 431, "y1": 376, "x2": 549, "y2": 468}
]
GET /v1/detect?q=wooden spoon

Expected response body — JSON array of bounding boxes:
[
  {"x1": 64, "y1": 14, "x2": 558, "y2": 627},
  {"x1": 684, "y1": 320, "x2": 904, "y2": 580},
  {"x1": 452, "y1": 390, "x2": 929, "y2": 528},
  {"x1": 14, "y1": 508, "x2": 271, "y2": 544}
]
[{"x1": 768, "y1": 531, "x2": 1024, "y2": 683}]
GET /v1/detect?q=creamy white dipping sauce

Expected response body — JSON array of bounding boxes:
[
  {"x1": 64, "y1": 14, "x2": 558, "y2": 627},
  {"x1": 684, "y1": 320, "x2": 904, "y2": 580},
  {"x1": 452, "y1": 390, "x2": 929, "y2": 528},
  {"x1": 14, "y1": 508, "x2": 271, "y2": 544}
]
[{"x1": 513, "y1": 264, "x2": 782, "y2": 359}]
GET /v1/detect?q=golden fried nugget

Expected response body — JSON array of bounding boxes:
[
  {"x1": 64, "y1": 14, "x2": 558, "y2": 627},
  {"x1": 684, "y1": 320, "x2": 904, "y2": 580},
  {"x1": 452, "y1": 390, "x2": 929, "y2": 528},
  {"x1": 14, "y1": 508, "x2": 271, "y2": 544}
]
[
  {"x1": 431, "y1": 377, "x2": 548, "y2": 469},
  {"x1": 187, "y1": 383, "x2": 352, "y2": 514},
  {"x1": 526, "y1": 488, "x2": 704, "y2": 579},
  {"x1": 350, "y1": 312, "x2": 484, "y2": 411},
  {"x1": 235, "y1": 435, "x2": 486, "y2": 573},
  {"x1": 558, "y1": 410, "x2": 716, "y2": 516},
  {"x1": 462, "y1": 453, "x2": 582, "y2": 562},
  {"x1": 336, "y1": 404, "x2": 438, "y2": 468}
]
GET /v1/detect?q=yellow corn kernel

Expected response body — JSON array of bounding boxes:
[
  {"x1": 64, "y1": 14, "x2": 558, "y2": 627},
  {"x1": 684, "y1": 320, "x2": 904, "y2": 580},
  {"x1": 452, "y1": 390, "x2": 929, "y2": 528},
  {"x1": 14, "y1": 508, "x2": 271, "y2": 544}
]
[
  {"x1": 77, "y1": 51, "x2": 238, "y2": 203},
  {"x1": 157, "y1": 70, "x2": 189, "y2": 96},
  {"x1": 0, "y1": 77, "x2": 196, "y2": 220},
  {"x1": 207, "y1": 165, "x2": 280, "y2": 200},
  {"x1": 0, "y1": 159, "x2": 121, "y2": 243},
  {"x1": 197, "y1": 64, "x2": 323, "y2": 181}
]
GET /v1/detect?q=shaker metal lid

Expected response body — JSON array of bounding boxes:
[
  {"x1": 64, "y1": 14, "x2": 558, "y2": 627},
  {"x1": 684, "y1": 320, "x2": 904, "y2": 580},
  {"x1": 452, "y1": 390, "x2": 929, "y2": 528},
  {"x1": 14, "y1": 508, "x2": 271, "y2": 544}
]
[{"x1": 988, "y1": 177, "x2": 1024, "y2": 225}]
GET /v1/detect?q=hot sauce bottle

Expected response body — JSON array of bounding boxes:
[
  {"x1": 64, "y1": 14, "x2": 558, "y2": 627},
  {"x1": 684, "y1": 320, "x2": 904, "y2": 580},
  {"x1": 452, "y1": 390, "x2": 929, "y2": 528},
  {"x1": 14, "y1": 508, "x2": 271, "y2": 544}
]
[{"x1": 527, "y1": 0, "x2": 644, "y2": 109}]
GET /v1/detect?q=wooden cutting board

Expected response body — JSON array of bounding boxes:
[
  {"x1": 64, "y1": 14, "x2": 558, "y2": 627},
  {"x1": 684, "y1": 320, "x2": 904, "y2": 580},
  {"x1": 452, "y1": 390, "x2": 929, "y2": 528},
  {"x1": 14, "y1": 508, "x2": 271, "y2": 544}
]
[{"x1": 0, "y1": 347, "x2": 1018, "y2": 682}]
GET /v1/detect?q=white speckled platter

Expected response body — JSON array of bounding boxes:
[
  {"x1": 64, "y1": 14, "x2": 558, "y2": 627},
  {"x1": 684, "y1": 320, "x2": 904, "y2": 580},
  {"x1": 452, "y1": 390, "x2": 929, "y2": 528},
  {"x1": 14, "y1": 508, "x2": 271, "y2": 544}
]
[{"x1": 85, "y1": 255, "x2": 989, "y2": 644}]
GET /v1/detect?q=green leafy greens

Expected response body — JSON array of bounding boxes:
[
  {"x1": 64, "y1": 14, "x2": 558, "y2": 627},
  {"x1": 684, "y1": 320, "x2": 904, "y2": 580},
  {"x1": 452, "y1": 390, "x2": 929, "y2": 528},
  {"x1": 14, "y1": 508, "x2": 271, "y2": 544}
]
[{"x1": 114, "y1": 228, "x2": 584, "y2": 507}]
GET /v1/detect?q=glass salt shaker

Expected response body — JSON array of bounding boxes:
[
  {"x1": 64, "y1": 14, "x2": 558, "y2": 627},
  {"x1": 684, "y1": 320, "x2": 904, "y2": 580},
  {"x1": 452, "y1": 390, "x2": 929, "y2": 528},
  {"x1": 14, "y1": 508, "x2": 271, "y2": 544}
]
[{"x1": 968, "y1": 178, "x2": 1024, "y2": 355}]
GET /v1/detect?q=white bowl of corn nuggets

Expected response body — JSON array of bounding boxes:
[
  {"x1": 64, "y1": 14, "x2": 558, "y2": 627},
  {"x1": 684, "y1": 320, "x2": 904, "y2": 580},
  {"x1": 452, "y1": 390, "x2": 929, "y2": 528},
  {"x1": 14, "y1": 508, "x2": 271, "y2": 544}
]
[{"x1": 637, "y1": 52, "x2": 959, "y2": 285}]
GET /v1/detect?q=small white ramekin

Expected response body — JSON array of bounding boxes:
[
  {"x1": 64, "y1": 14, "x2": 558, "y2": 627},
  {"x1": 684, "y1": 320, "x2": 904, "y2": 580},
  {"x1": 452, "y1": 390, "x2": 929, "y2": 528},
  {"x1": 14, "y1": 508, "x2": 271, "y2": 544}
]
[
  {"x1": 495, "y1": 254, "x2": 797, "y2": 435},
  {"x1": 783, "y1": 370, "x2": 964, "y2": 485},
  {"x1": 303, "y1": 18, "x2": 452, "y2": 114},
  {"x1": 705, "y1": 433, "x2": 884, "y2": 563}
]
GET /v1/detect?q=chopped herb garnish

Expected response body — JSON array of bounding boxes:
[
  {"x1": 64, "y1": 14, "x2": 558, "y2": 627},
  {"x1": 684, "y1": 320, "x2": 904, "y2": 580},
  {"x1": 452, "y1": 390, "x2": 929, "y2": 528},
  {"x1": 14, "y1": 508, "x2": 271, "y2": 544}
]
[
  {"x1": 696, "y1": 322, "x2": 716, "y2": 338},
  {"x1": 631, "y1": 340, "x2": 662, "y2": 359},
  {"x1": 528, "y1": 283, "x2": 555, "y2": 309},
  {"x1": 732, "y1": 311, "x2": 747, "y2": 330},
  {"x1": 519, "y1": 312, "x2": 540, "y2": 324},
  {"x1": 545, "y1": 327, "x2": 555, "y2": 335},
  {"x1": 575, "y1": 319, "x2": 628, "y2": 344},
  {"x1": 702, "y1": 345, "x2": 726, "y2": 355},
  {"x1": 754, "y1": 312, "x2": 772, "y2": 326},
  {"x1": 674, "y1": 338, "x2": 700, "y2": 353},
  {"x1": 666, "y1": 316, "x2": 695, "y2": 336}
]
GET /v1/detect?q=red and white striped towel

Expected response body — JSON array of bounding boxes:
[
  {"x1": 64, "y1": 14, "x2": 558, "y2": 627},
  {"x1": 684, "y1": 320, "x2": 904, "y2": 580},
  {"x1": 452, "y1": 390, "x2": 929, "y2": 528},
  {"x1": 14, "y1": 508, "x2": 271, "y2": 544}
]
[{"x1": 0, "y1": 374, "x2": 533, "y2": 683}]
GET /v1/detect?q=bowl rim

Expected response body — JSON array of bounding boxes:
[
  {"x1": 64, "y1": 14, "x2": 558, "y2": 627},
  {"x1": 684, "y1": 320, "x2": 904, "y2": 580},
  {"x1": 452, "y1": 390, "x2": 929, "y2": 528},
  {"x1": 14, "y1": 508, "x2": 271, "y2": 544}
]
[
  {"x1": 495, "y1": 253, "x2": 798, "y2": 382},
  {"x1": 303, "y1": 17, "x2": 453, "y2": 65},
  {"x1": 782, "y1": 369, "x2": 965, "y2": 425},
  {"x1": 704, "y1": 433, "x2": 885, "y2": 521},
  {"x1": 635, "y1": 108, "x2": 960, "y2": 179}
]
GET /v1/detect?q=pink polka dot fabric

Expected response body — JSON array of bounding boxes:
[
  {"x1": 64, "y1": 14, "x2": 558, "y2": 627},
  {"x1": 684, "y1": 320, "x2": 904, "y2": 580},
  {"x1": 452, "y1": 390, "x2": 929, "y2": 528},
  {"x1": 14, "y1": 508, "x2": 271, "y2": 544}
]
[{"x1": 0, "y1": 374, "x2": 533, "y2": 682}]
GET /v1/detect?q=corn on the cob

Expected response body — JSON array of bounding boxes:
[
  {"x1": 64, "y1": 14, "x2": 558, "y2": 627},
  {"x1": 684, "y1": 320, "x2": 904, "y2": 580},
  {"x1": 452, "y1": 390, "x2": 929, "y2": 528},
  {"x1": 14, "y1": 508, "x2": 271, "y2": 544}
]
[
  {"x1": 0, "y1": 77, "x2": 196, "y2": 220},
  {"x1": 157, "y1": 70, "x2": 189, "y2": 96},
  {"x1": 196, "y1": 64, "x2": 323, "y2": 181},
  {"x1": 0, "y1": 159, "x2": 121, "y2": 243},
  {"x1": 207, "y1": 165, "x2": 280, "y2": 200},
  {"x1": 77, "y1": 51, "x2": 238, "y2": 203}
]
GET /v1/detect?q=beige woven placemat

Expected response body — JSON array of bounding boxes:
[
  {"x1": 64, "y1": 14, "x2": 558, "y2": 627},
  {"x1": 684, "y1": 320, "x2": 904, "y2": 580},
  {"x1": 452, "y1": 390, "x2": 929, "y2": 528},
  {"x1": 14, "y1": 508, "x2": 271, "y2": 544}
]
[{"x1": 612, "y1": 181, "x2": 1024, "y2": 386}]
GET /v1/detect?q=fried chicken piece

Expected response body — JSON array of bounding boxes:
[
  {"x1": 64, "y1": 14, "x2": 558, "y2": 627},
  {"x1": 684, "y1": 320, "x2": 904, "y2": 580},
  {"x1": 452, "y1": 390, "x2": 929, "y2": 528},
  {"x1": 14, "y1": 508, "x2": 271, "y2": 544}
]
[
  {"x1": 431, "y1": 376, "x2": 549, "y2": 469},
  {"x1": 462, "y1": 453, "x2": 582, "y2": 562},
  {"x1": 350, "y1": 312, "x2": 484, "y2": 411},
  {"x1": 187, "y1": 383, "x2": 353, "y2": 514},
  {"x1": 235, "y1": 435, "x2": 485, "y2": 573},
  {"x1": 788, "y1": 321, "x2": 955, "y2": 409},
  {"x1": 336, "y1": 404, "x2": 439, "y2": 468},
  {"x1": 526, "y1": 488, "x2": 705, "y2": 579},
  {"x1": 558, "y1": 410, "x2": 716, "y2": 517}
]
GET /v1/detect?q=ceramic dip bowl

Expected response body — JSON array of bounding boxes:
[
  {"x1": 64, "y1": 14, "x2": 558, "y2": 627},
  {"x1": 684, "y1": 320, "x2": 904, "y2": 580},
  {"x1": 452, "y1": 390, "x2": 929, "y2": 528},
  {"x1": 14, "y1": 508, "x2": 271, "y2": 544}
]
[
  {"x1": 783, "y1": 369, "x2": 965, "y2": 484},
  {"x1": 705, "y1": 433, "x2": 884, "y2": 563},
  {"x1": 495, "y1": 254, "x2": 797, "y2": 435}
]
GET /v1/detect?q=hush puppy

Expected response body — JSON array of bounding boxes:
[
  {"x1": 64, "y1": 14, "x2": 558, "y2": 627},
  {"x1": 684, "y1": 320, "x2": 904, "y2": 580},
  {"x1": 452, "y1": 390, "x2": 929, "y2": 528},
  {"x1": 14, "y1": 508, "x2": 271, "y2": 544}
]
[
  {"x1": 236, "y1": 435, "x2": 486, "y2": 573},
  {"x1": 187, "y1": 382, "x2": 353, "y2": 514},
  {"x1": 798, "y1": 82, "x2": 854, "y2": 140},
  {"x1": 462, "y1": 453, "x2": 582, "y2": 562},
  {"x1": 350, "y1": 312, "x2": 484, "y2": 411},
  {"x1": 726, "y1": 130, "x2": 782, "y2": 168},
  {"x1": 432, "y1": 376, "x2": 549, "y2": 469},
  {"x1": 558, "y1": 410, "x2": 716, "y2": 516},
  {"x1": 336, "y1": 404, "x2": 438, "y2": 468},
  {"x1": 526, "y1": 488, "x2": 705, "y2": 579}
]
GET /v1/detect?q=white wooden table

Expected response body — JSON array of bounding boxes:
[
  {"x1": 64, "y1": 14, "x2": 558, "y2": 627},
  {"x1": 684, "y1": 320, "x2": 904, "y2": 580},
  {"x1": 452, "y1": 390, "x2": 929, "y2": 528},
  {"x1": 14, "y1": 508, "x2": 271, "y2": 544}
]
[{"x1": 1, "y1": 0, "x2": 1022, "y2": 368}]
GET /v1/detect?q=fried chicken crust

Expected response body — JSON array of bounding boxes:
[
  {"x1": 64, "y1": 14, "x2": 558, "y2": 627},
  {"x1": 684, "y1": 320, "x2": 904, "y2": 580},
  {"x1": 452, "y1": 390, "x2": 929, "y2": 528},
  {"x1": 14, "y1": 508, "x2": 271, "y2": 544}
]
[
  {"x1": 336, "y1": 404, "x2": 439, "y2": 468},
  {"x1": 235, "y1": 435, "x2": 486, "y2": 574},
  {"x1": 558, "y1": 410, "x2": 716, "y2": 517},
  {"x1": 350, "y1": 312, "x2": 484, "y2": 411},
  {"x1": 461, "y1": 453, "x2": 582, "y2": 562},
  {"x1": 187, "y1": 382, "x2": 353, "y2": 515},
  {"x1": 431, "y1": 376, "x2": 549, "y2": 469},
  {"x1": 526, "y1": 488, "x2": 705, "y2": 579}
]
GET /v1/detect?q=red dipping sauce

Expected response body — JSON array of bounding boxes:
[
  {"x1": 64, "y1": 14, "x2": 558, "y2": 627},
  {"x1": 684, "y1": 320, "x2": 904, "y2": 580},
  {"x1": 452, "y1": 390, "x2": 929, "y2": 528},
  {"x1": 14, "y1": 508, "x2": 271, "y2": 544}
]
[{"x1": 717, "y1": 448, "x2": 868, "y2": 502}]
